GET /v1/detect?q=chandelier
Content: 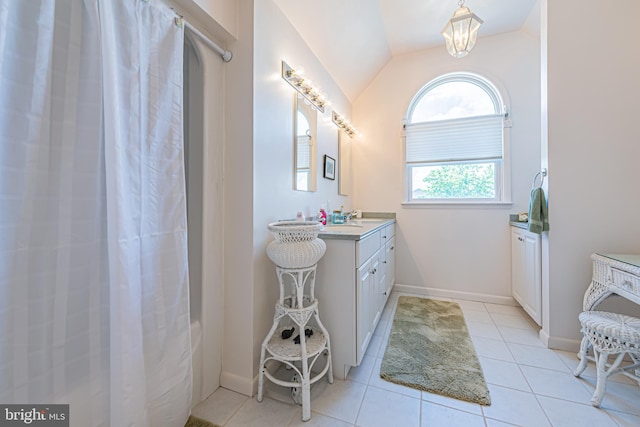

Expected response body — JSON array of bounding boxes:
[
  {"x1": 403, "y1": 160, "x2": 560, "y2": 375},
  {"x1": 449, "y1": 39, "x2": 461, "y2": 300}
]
[{"x1": 441, "y1": 0, "x2": 483, "y2": 58}]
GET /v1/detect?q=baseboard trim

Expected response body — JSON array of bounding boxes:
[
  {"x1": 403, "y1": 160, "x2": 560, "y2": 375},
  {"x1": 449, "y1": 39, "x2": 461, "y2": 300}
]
[
  {"x1": 220, "y1": 371, "x2": 253, "y2": 397},
  {"x1": 539, "y1": 329, "x2": 580, "y2": 352},
  {"x1": 393, "y1": 283, "x2": 517, "y2": 306}
]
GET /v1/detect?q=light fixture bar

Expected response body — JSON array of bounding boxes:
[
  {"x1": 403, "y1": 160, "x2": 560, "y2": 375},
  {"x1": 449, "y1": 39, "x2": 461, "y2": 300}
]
[
  {"x1": 332, "y1": 111, "x2": 358, "y2": 138},
  {"x1": 282, "y1": 61, "x2": 326, "y2": 113}
]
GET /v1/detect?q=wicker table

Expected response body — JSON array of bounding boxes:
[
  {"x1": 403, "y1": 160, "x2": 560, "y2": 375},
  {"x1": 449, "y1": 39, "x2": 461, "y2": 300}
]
[{"x1": 574, "y1": 253, "x2": 640, "y2": 406}]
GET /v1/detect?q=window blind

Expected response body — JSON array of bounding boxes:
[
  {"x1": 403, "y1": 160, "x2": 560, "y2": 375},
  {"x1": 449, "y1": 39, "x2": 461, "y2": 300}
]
[
  {"x1": 405, "y1": 114, "x2": 503, "y2": 164},
  {"x1": 296, "y1": 135, "x2": 311, "y2": 169}
]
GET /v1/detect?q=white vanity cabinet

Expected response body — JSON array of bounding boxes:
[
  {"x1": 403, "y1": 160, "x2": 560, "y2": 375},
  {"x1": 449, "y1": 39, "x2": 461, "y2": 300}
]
[
  {"x1": 510, "y1": 226, "x2": 541, "y2": 325},
  {"x1": 316, "y1": 220, "x2": 395, "y2": 380}
]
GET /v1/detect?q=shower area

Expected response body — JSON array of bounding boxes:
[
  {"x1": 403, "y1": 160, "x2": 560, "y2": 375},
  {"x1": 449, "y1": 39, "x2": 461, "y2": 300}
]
[
  {"x1": 1, "y1": 3, "x2": 228, "y2": 425},
  {"x1": 183, "y1": 31, "x2": 225, "y2": 407}
]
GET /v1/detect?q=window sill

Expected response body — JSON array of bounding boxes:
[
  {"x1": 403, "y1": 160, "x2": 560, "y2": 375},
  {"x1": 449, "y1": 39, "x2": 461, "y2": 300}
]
[{"x1": 402, "y1": 200, "x2": 513, "y2": 208}]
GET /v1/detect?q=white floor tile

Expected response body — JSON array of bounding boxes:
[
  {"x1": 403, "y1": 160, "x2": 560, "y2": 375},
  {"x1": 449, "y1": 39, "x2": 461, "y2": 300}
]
[
  {"x1": 507, "y1": 343, "x2": 569, "y2": 372},
  {"x1": 347, "y1": 354, "x2": 375, "y2": 384},
  {"x1": 365, "y1": 334, "x2": 382, "y2": 358},
  {"x1": 470, "y1": 336, "x2": 515, "y2": 363},
  {"x1": 537, "y1": 395, "x2": 619, "y2": 427},
  {"x1": 520, "y1": 365, "x2": 594, "y2": 403},
  {"x1": 200, "y1": 291, "x2": 640, "y2": 427},
  {"x1": 490, "y1": 312, "x2": 536, "y2": 330},
  {"x1": 485, "y1": 419, "x2": 523, "y2": 427},
  {"x1": 421, "y1": 401, "x2": 485, "y2": 427},
  {"x1": 484, "y1": 303, "x2": 522, "y2": 315},
  {"x1": 421, "y1": 391, "x2": 483, "y2": 416},
  {"x1": 605, "y1": 409, "x2": 640, "y2": 427},
  {"x1": 225, "y1": 397, "x2": 298, "y2": 427},
  {"x1": 482, "y1": 384, "x2": 551, "y2": 427},
  {"x1": 308, "y1": 379, "x2": 367, "y2": 424},
  {"x1": 479, "y1": 357, "x2": 531, "y2": 392},
  {"x1": 558, "y1": 349, "x2": 639, "y2": 386},
  {"x1": 462, "y1": 309, "x2": 494, "y2": 324},
  {"x1": 466, "y1": 320, "x2": 503, "y2": 340},
  {"x1": 497, "y1": 325, "x2": 545, "y2": 347},
  {"x1": 356, "y1": 386, "x2": 421, "y2": 427},
  {"x1": 191, "y1": 388, "x2": 248, "y2": 426},
  {"x1": 453, "y1": 299, "x2": 488, "y2": 312},
  {"x1": 288, "y1": 412, "x2": 353, "y2": 427},
  {"x1": 578, "y1": 376, "x2": 640, "y2": 416},
  {"x1": 372, "y1": 319, "x2": 388, "y2": 337}
]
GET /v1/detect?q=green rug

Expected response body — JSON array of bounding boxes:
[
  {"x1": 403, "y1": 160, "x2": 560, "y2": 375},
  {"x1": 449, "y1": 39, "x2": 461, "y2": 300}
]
[
  {"x1": 380, "y1": 296, "x2": 491, "y2": 405},
  {"x1": 184, "y1": 415, "x2": 221, "y2": 427}
]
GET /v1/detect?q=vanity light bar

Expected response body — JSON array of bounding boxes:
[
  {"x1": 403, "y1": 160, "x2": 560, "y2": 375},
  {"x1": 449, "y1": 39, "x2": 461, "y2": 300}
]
[
  {"x1": 282, "y1": 61, "x2": 326, "y2": 113},
  {"x1": 332, "y1": 111, "x2": 358, "y2": 138}
]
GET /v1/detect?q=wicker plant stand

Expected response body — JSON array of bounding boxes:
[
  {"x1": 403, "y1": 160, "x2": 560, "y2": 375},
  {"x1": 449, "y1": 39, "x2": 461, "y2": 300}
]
[{"x1": 258, "y1": 222, "x2": 333, "y2": 422}]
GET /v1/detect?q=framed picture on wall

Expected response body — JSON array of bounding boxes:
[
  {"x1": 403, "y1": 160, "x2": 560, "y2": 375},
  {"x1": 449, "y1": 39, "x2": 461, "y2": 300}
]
[{"x1": 323, "y1": 155, "x2": 335, "y2": 180}]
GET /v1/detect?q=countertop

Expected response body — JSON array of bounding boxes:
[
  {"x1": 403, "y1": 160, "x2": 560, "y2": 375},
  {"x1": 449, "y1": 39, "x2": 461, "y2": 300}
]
[
  {"x1": 318, "y1": 218, "x2": 395, "y2": 241},
  {"x1": 509, "y1": 221, "x2": 528, "y2": 230}
]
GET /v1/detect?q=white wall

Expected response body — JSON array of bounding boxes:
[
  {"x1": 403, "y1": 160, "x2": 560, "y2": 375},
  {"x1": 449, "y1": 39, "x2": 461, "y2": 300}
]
[
  {"x1": 176, "y1": 0, "x2": 353, "y2": 397},
  {"x1": 543, "y1": 0, "x2": 640, "y2": 348},
  {"x1": 353, "y1": 32, "x2": 541, "y2": 302},
  {"x1": 218, "y1": 0, "x2": 255, "y2": 395},
  {"x1": 250, "y1": 0, "x2": 353, "y2": 390}
]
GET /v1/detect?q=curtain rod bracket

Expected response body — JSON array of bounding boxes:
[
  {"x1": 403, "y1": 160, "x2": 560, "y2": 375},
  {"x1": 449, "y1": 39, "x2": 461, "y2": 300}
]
[{"x1": 173, "y1": 11, "x2": 233, "y2": 62}]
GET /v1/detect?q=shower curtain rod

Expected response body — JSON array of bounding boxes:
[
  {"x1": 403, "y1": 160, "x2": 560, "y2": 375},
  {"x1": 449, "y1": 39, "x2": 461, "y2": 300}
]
[{"x1": 183, "y1": 19, "x2": 233, "y2": 62}]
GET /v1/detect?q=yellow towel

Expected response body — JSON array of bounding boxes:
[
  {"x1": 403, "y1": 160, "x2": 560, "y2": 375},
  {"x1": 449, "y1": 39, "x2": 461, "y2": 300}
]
[{"x1": 528, "y1": 187, "x2": 549, "y2": 234}]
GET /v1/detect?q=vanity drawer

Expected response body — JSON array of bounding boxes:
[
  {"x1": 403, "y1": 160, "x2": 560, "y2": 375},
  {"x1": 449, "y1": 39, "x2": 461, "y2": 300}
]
[
  {"x1": 381, "y1": 223, "x2": 395, "y2": 243},
  {"x1": 610, "y1": 267, "x2": 640, "y2": 296},
  {"x1": 356, "y1": 231, "x2": 381, "y2": 266}
]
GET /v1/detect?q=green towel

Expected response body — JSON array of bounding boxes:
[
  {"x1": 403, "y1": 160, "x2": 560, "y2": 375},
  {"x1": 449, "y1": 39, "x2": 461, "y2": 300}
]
[{"x1": 528, "y1": 187, "x2": 549, "y2": 234}]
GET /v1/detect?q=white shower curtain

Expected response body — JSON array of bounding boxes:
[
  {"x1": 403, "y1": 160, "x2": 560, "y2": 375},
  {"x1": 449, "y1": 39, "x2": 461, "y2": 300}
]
[{"x1": 0, "y1": 1, "x2": 191, "y2": 425}]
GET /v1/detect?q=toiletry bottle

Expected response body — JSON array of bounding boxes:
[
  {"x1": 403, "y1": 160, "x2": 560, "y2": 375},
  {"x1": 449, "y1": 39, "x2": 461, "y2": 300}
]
[
  {"x1": 319, "y1": 208, "x2": 327, "y2": 225},
  {"x1": 295, "y1": 211, "x2": 304, "y2": 221}
]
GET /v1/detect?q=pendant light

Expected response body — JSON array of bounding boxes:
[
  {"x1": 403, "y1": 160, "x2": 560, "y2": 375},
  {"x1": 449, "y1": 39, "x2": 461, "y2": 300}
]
[{"x1": 441, "y1": 0, "x2": 483, "y2": 58}]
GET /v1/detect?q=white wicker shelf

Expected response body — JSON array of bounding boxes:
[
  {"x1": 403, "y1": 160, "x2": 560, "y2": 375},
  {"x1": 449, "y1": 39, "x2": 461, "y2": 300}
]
[
  {"x1": 258, "y1": 221, "x2": 333, "y2": 422},
  {"x1": 265, "y1": 326, "x2": 328, "y2": 361}
]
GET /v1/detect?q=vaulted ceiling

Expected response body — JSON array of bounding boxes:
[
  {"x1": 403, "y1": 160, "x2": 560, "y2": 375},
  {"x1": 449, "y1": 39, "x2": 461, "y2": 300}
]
[{"x1": 273, "y1": 0, "x2": 540, "y2": 102}]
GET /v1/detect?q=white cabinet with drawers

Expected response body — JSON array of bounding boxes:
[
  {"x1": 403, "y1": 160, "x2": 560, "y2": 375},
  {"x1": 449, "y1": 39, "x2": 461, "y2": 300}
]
[{"x1": 316, "y1": 219, "x2": 395, "y2": 380}]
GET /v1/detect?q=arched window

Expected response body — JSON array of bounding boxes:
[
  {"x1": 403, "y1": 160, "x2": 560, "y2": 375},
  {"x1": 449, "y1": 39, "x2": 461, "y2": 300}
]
[{"x1": 404, "y1": 73, "x2": 510, "y2": 203}]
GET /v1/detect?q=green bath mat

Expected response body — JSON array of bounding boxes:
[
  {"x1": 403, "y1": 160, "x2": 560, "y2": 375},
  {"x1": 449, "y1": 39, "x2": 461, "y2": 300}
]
[
  {"x1": 184, "y1": 415, "x2": 221, "y2": 427},
  {"x1": 380, "y1": 296, "x2": 491, "y2": 405}
]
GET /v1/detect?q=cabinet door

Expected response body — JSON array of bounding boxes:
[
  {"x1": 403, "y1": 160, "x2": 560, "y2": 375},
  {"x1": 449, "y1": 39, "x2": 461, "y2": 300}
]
[
  {"x1": 511, "y1": 229, "x2": 526, "y2": 307},
  {"x1": 356, "y1": 257, "x2": 373, "y2": 364},
  {"x1": 370, "y1": 255, "x2": 382, "y2": 333},
  {"x1": 511, "y1": 228, "x2": 542, "y2": 325},
  {"x1": 384, "y1": 237, "x2": 395, "y2": 300},
  {"x1": 522, "y1": 232, "x2": 541, "y2": 324}
]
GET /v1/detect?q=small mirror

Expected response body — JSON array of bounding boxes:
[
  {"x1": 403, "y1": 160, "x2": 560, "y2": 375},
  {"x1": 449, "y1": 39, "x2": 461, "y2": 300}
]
[
  {"x1": 338, "y1": 131, "x2": 351, "y2": 195},
  {"x1": 294, "y1": 96, "x2": 317, "y2": 191}
]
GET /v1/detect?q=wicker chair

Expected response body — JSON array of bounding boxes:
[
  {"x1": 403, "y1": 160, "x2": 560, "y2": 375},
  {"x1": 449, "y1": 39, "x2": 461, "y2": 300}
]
[{"x1": 574, "y1": 310, "x2": 640, "y2": 407}]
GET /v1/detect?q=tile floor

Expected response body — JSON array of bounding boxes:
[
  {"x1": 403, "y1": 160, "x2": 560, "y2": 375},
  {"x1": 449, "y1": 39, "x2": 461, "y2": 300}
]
[{"x1": 192, "y1": 291, "x2": 640, "y2": 427}]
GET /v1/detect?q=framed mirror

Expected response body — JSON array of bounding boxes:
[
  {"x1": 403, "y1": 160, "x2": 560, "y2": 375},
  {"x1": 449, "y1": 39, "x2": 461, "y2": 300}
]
[
  {"x1": 338, "y1": 130, "x2": 351, "y2": 195},
  {"x1": 294, "y1": 95, "x2": 317, "y2": 192}
]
